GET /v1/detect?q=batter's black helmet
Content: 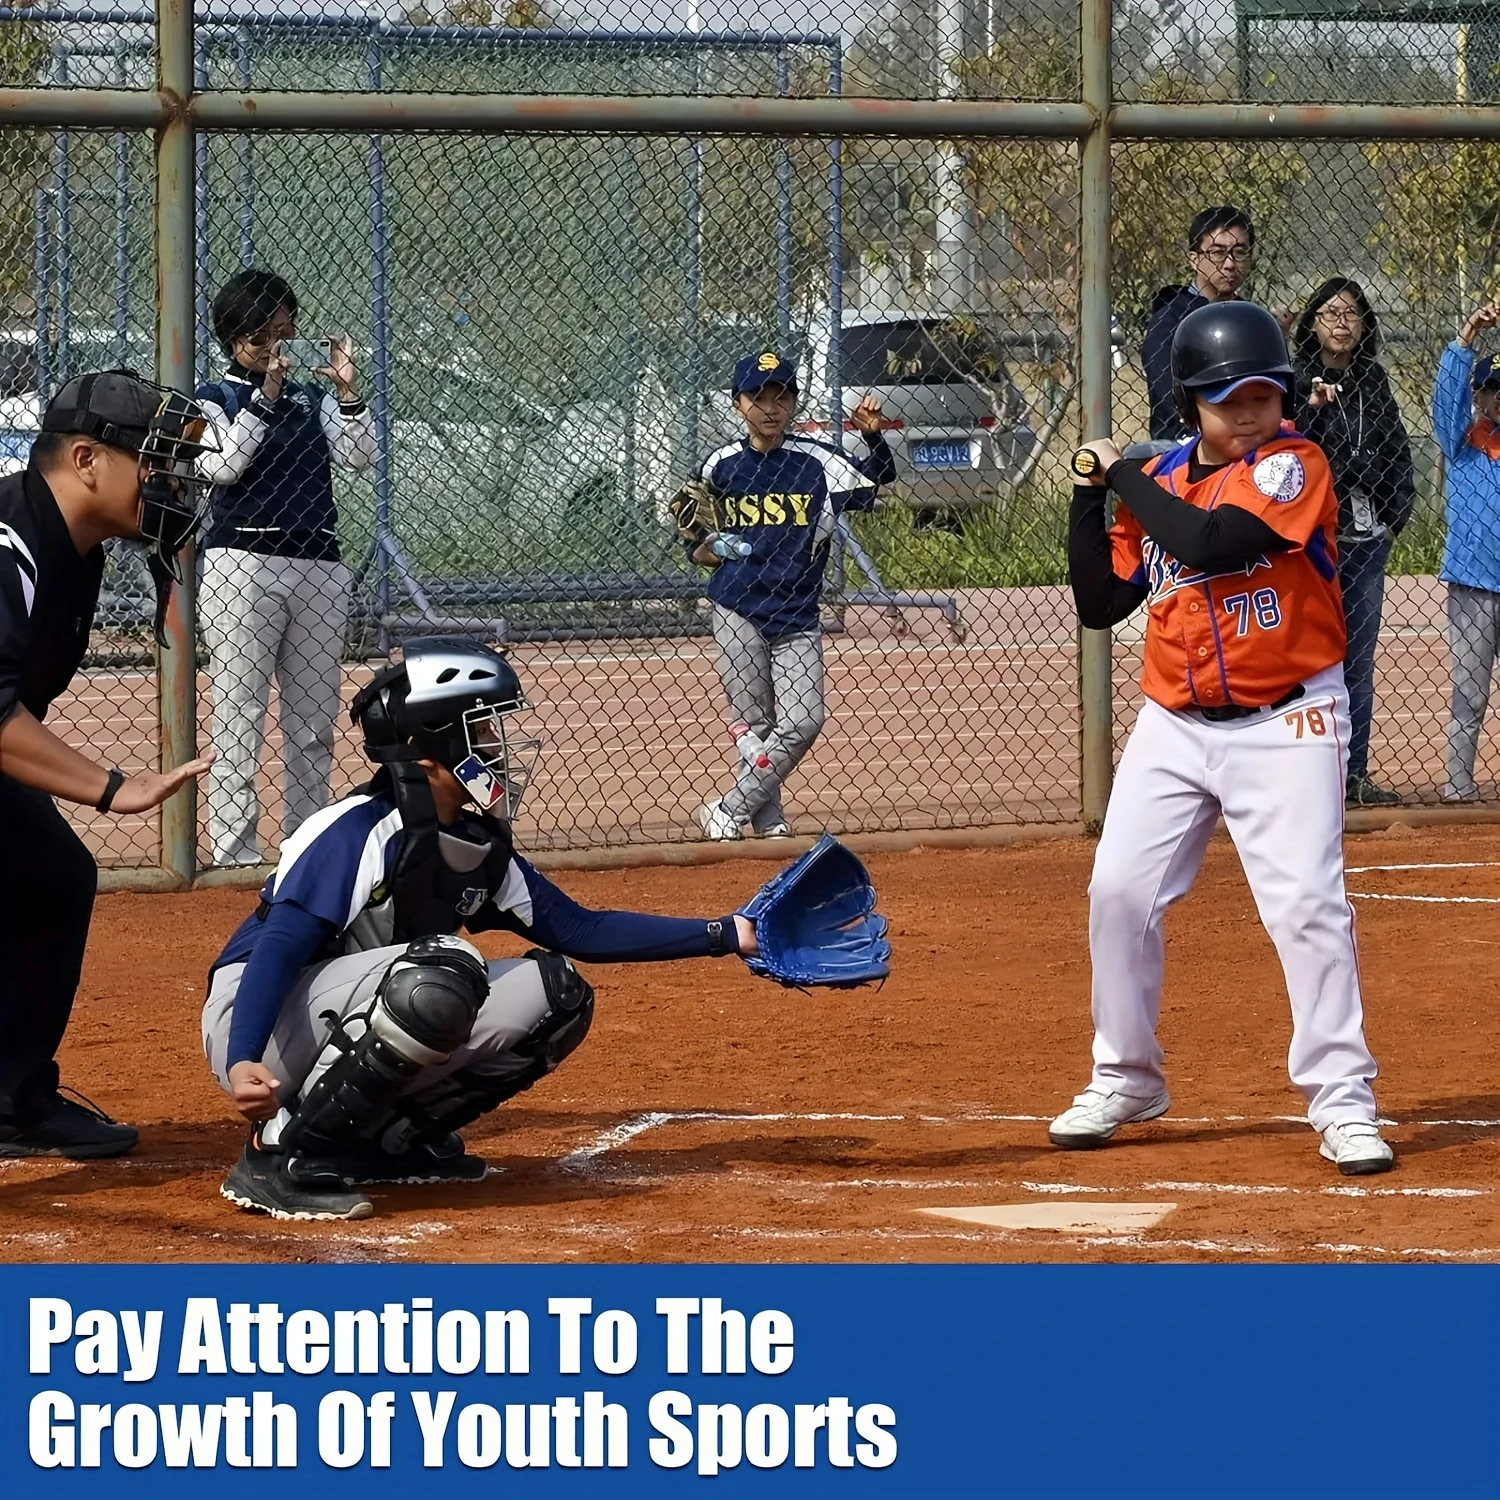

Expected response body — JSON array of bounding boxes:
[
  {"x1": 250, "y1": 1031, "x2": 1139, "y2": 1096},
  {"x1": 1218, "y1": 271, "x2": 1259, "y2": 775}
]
[
  {"x1": 1171, "y1": 301, "x2": 1293, "y2": 431},
  {"x1": 351, "y1": 640, "x2": 540, "y2": 818}
]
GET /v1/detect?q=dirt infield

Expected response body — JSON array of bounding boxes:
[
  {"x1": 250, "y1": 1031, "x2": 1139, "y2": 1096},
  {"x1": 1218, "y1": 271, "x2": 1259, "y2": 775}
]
[{"x1": 5, "y1": 822, "x2": 1499, "y2": 1265}]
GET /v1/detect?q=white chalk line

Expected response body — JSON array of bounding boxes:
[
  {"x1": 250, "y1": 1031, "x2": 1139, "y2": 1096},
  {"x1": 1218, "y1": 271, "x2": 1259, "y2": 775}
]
[
  {"x1": 1347, "y1": 859, "x2": 1500, "y2": 903},
  {"x1": 1315, "y1": 1243, "x2": 1500, "y2": 1261},
  {"x1": 560, "y1": 1108, "x2": 1500, "y2": 1176},
  {"x1": 1027, "y1": 1179, "x2": 1488, "y2": 1200},
  {"x1": 1350, "y1": 892, "x2": 1500, "y2": 905},
  {"x1": 1345, "y1": 862, "x2": 1500, "y2": 874}
]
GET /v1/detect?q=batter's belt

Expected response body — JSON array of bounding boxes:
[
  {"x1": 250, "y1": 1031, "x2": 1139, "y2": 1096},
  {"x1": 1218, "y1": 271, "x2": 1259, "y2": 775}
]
[{"x1": 1197, "y1": 684, "x2": 1305, "y2": 723}]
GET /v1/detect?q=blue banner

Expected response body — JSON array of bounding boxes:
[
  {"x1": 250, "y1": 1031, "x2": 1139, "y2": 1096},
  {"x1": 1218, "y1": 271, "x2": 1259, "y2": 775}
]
[{"x1": 1, "y1": 1264, "x2": 1495, "y2": 1497}]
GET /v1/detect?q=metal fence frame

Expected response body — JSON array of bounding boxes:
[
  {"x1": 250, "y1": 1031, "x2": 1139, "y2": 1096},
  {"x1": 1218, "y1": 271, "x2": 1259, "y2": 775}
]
[{"x1": 5, "y1": 0, "x2": 1500, "y2": 888}]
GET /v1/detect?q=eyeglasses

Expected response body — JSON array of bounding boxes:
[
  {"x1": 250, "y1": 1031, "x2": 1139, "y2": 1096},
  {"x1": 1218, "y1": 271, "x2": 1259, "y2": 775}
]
[
  {"x1": 242, "y1": 323, "x2": 295, "y2": 349},
  {"x1": 1192, "y1": 245, "x2": 1252, "y2": 265},
  {"x1": 1315, "y1": 306, "x2": 1362, "y2": 326}
]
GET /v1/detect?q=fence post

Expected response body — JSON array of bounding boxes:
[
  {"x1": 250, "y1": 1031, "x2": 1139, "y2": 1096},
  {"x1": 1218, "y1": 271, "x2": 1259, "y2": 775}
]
[
  {"x1": 1077, "y1": 0, "x2": 1114, "y2": 833},
  {"x1": 156, "y1": 0, "x2": 198, "y2": 886}
]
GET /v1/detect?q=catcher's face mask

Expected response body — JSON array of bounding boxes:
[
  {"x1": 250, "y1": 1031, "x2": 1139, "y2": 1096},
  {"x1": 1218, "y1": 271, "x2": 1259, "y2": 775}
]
[{"x1": 444, "y1": 705, "x2": 543, "y2": 820}]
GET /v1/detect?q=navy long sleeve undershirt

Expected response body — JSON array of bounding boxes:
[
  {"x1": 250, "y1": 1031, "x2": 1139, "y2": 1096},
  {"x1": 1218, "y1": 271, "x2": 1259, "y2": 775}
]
[{"x1": 226, "y1": 899, "x2": 336, "y2": 1069}]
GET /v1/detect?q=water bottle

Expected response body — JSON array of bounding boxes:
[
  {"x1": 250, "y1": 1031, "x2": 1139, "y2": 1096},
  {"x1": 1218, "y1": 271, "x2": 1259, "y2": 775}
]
[
  {"x1": 729, "y1": 721, "x2": 771, "y2": 770},
  {"x1": 709, "y1": 531, "x2": 752, "y2": 561}
]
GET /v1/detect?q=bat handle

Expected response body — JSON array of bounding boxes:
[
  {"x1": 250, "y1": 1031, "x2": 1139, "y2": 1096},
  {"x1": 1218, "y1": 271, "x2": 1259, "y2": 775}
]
[{"x1": 1071, "y1": 446, "x2": 1103, "y2": 479}]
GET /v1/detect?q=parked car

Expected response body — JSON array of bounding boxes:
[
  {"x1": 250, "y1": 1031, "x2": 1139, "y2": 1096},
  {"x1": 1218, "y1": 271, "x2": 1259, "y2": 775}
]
[{"x1": 700, "y1": 313, "x2": 1040, "y2": 511}]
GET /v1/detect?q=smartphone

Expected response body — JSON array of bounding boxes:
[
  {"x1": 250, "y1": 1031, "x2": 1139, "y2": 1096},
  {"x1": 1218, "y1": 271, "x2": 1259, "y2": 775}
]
[{"x1": 278, "y1": 336, "x2": 334, "y2": 371}]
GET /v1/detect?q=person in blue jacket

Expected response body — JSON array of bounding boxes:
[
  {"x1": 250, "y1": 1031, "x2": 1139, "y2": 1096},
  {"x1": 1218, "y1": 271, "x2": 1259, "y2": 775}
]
[
  {"x1": 690, "y1": 352, "x2": 897, "y2": 840},
  {"x1": 1435, "y1": 300, "x2": 1500, "y2": 802},
  {"x1": 203, "y1": 638, "x2": 763, "y2": 1222}
]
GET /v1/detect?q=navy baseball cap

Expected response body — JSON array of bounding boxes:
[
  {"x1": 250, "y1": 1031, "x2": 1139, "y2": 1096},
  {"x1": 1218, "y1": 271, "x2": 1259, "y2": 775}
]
[
  {"x1": 1200, "y1": 373, "x2": 1289, "y2": 404},
  {"x1": 1474, "y1": 356, "x2": 1500, "y2": 391},
  {"x1": 732, "y1": 351, "x2": 799, "y2": 395}
]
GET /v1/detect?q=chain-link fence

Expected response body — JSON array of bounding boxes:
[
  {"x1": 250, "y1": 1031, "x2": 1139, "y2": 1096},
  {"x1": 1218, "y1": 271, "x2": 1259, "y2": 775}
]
[{"x1": 5, "y1": 0, "x2": 1500, "y2": 880}]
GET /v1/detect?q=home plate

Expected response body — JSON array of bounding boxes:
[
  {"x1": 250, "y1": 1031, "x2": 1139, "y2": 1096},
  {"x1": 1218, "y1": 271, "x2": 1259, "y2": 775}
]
[{"x1": 918, "y1": 1203, "x2": 1178, "y2": 1234}]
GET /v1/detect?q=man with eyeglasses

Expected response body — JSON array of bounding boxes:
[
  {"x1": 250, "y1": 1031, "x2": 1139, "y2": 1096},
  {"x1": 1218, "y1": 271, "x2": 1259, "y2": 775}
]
[
  {"x1": 196, "y1": 269, "x2": 376, "y2": 870},
  {"x1": 1141, "y1": 206, "x2": 1259, "y2": 441}
]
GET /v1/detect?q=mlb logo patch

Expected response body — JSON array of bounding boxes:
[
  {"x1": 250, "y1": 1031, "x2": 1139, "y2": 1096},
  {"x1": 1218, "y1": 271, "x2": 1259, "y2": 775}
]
[
  {"x1": 453, "y1": 753, "x2": 506, "y2": 811},
  {"x1": 1251, "y1": 452, "x2": 1305, "y2": 503}
]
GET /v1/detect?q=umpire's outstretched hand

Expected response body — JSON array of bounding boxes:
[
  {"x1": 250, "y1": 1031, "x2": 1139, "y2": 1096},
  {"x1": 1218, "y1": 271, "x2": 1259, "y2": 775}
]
[
  {"x1": 0, "y1": 703, "x2": 214, "y2": 810},
  {"x1": 110, "y1": 754, "x2": 216, "y2": 814}
]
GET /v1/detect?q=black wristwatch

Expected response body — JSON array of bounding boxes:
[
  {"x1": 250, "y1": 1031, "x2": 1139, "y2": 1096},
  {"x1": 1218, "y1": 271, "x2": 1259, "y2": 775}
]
[
  {"x1": 706, "y1": 917, "x2": 739, "y2": 958},
  {"x1": 96, "y1": 767, "x2": 127, "y2": 814}
]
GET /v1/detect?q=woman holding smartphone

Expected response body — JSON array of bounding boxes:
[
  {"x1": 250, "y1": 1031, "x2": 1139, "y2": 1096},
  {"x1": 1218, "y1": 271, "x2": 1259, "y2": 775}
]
[{"x1": 196, "y1": 268, "x2": 377, "y2": 867}]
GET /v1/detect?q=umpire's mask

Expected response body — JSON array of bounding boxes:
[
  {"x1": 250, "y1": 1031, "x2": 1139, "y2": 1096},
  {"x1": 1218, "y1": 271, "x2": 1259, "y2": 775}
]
[{"x1": 41, "y1": 370, "x2": 218, "y2": 579}]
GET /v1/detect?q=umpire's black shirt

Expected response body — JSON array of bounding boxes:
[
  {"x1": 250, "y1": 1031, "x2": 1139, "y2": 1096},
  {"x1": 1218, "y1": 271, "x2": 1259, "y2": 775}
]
[{"x1": 0, "y1": 465, "x2": 105, "y2": 728}]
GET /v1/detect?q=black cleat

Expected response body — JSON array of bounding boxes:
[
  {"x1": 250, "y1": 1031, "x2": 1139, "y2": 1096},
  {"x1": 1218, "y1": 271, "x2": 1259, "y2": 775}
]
[
  {"x1": 0, "y1": 1088, "x2": 139, "y2": 1160},
  {"x1": 221, "y1": 1136, "x2": 373, "y2": 1221},
  {"x1": 1345, "y1": 774, "x2": 1400, "y2": 808},
  {"x1": 306, "y1": 1132, "x2": 489, "y2": 1187}
]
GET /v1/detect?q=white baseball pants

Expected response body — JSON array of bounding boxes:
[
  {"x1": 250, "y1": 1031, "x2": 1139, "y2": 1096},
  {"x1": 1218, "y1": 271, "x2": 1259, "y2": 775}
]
[
  {"x1": 202, "y1": 548, "x2": 351, "y2": 867},
  {"x1": 1086, "y1": 663, "x2": 1380, "y2": 1130}
]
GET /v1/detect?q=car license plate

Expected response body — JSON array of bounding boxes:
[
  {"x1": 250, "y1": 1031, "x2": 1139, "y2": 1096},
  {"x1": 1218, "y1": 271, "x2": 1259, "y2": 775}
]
[{"x1": 911, "y1": 441, "x2": 971, "y2": 469}]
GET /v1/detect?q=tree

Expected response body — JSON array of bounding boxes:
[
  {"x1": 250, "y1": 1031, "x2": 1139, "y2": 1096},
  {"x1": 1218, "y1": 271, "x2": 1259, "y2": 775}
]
[
  {"x1": 0, "y1": 8, "x2": 53, "y2": 309},
  {"x1": 1363, "y1": 140, "x2": 1500, "y2": 331}
]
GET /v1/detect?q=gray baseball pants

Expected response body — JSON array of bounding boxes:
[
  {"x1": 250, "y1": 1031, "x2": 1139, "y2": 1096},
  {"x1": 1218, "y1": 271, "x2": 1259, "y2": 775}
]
[
  {"x1": 710, "y1": 605, "x2": 827, "y2": 830},
  {"x1": 202, "y1": 946, "x2": 552, "y2": 1123},
  {"x1": 1445, "y1": 581, "x2": 1500, "y2": 798},
  {"x1": 202, "y1": 548, "x2": 352, "y2": 867}
]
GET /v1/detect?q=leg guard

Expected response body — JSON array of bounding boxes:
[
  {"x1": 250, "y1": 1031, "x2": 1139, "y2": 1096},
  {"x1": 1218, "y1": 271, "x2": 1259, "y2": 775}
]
[
  {"x1": 401, "y1": 948, "x2": 595, "y2": 1140},
  {"x1": 278, "y1": 936, "x2": 490, "y2": 1157}
]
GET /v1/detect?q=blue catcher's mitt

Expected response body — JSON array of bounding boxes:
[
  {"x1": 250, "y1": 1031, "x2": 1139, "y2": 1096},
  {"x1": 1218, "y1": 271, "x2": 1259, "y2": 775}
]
[{"x1": 736, "y1": 834, "x2": 890, "y2": 987}]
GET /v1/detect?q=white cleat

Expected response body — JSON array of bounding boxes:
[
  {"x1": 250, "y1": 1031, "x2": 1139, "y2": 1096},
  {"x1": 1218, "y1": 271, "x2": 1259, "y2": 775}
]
[
  {"x1": 1048, "y1": 1086, "x2": 1171, "y2": 1149},
  {"x1": 1318, "y1": 1120, "x2": 1394, "y2": 1176},
  {"x1": 695, "y1": 799, "x2": 743, "y2": 841},
  {"x1": 757, "y1": 821, "x2": 793, "y2": 838}
]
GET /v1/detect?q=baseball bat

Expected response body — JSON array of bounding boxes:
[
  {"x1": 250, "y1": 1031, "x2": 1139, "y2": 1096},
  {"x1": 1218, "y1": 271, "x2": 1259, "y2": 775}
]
[{"x1": 1070, "y1": 446, "x2": 1103, "y2": 479}]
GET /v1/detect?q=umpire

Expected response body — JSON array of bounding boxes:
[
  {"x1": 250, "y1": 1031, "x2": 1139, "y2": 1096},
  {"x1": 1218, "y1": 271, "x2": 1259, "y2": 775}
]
[{"x1": 0, "y1": 370, "x2": 214, "y2": 1158}]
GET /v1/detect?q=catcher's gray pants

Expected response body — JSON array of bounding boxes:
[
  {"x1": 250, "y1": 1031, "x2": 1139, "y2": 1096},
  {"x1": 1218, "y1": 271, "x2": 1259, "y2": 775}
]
[
  {"x1": 202, "y1": 548, "x2": 352, "y2": 868},
  {"x1": 1444, "y1": 581, "x2": 1500, "y2": 798},
  {"x1": 202, "y1": 947, "x2": 551, "y2": 1125},
  {"x1": 710, "y1": 605, "x2": 826, "y2": 830}
]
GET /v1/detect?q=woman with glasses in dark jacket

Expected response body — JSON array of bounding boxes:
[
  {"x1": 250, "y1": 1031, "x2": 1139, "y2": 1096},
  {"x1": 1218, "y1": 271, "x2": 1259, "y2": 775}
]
[{"x1": 1293, "y1": 277, "x2": 1416, "y2": 809}]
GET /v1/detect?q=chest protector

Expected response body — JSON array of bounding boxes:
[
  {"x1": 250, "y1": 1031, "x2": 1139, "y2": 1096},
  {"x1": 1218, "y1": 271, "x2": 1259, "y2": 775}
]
[{"x1": 343, "y1": 760, "x2": 516, "y2": 954}]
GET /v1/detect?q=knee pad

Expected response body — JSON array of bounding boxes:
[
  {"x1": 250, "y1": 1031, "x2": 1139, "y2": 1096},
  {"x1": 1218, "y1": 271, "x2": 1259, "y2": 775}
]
[
  {"x1": 395, "y1": 949, "x2": 595, "y2": 1141},
  {"x1": 280, "y1": 936, "x2": 490, "y2": 1155},
  {"x1": 515, "y1": 948, "x2": 596, "y2": 1075}
]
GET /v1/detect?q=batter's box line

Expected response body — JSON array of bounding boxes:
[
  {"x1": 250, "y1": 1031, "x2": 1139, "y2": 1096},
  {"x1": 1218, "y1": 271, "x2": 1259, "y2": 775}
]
[
  {"x1": 1022, "y1": 1179, "x2": 1489, "y2": 1201},
  {"x1": 560, "y1": 1108, "x2": 1500, "y2": 1173}
]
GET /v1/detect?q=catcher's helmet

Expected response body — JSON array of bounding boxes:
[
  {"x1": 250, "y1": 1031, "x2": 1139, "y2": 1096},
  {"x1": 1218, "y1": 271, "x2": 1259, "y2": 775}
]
[
  {"x1": 1171, "y1": 301, "x2": 1293, "y2": 431},
  {"x1": 351, "y1": 639, "x2": 541, "y2": 818}
]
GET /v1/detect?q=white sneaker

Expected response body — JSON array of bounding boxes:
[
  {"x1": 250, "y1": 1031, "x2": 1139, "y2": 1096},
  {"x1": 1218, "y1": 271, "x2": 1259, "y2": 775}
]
[
  {"x1": 1318, "y1": 1121, "x2": 1394, "y2": 1176},
  {"x1": 695, "y1": 799, "x2": 742, "y2": 841},
  {"x1": 1439, "y1": 783, "x2": 1478, "y2": 803},
  {"x1": 758, "y1": 821, "x2": 793, "y2": 838},
  {"x1": 1048, "y1": 1086, "x2": 1170, "y2": 1148}
]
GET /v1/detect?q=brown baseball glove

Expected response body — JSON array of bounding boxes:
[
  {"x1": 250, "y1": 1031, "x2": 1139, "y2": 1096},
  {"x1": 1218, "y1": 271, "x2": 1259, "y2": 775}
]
[{"x1": 668, "y1": 476, "x2": 727, "y2": 552}]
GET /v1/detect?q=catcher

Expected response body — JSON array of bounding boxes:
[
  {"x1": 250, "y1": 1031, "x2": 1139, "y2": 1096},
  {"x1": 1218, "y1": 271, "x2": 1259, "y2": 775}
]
[{"x1": 201, "y1": 638, "x2": 889, "y2": 1221}]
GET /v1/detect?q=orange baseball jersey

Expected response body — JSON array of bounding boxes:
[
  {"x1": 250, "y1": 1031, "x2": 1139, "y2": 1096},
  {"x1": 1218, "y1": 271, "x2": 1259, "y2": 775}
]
[{"x1": 1109, "y1": 432, "x2": 1346, "y2": 711}]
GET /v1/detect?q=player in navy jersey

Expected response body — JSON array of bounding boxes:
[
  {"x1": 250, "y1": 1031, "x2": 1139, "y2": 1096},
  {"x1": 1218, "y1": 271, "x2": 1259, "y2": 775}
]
[
  {"x1": 691, "y1": 352, "x2": 897, "y2": 840},
  {"x1": 202, "y1": 638, "x2": 768, "y2": 1221}
]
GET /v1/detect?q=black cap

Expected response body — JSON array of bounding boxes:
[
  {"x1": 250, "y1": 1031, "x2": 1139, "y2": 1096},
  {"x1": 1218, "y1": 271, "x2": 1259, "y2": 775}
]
[{"x1": 39, "y1": 370, "x2": 165, "y2": 455}]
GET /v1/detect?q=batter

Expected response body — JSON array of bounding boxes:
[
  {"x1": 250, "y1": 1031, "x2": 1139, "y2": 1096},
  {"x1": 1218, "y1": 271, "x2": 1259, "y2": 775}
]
[{"x1": 1052, "y1": 300, "x2": 1392, "y2": 1176}]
